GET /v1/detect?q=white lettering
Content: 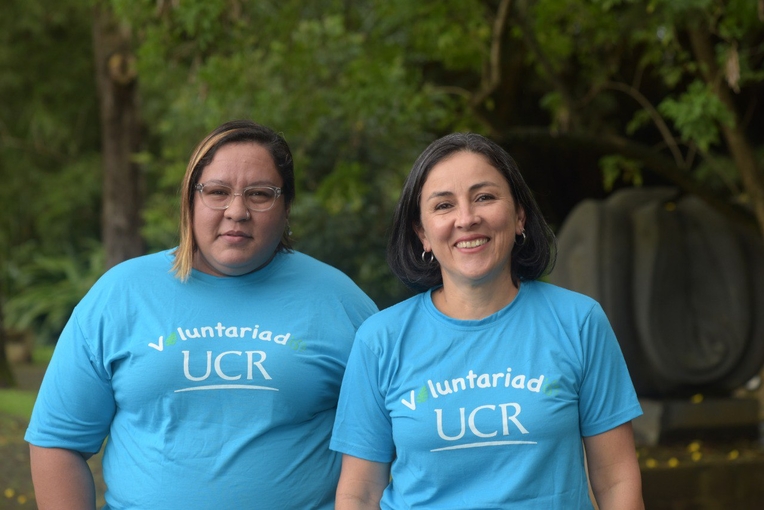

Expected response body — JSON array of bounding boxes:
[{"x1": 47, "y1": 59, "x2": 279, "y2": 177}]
[
  {"x1": 452, "y1": 378, "x2": 466, "y2": 392},
  {"x1": 401, "y1": 390, "x2": 416, "y2": 411},
  {"x1": 468, "y1": 405, "x2": 497, "y2": 438},
  {"x1": 183, "y1": 350, "x2": 212, "y2": 381},
  {"x1": 148, "y1": 336, "x2": 164, "y2": 351},
  {"x1": 247, "y1": 351, "x2": 271, "y2": 380},
  {"x1": 527, "y1": 375, "x2": 545, "y2": 392},
  {"x1": 435, "y1": 403, "x2": 529, "y2": 443},
  {"x1": 274, "y1": 333, "x2": 290, "y2": 345},
  {"x1": 427, "y1": 380, "x2": 439, "y2": 399},
  {"x1": 499, "y1": 402, "x2": 529, "y2": 434},
  {"x1": 511, "y1": 375, "x2": 526, "y2": 389},
  {"x1": 435, "y1": 408, "x2": 466, "y2": 440},
  {"x1": 214, "y1": 351, "x2": 242, "y2": 380},
  {"x1": 435, "y1": 380, "x2": 453, "y2": 396}
]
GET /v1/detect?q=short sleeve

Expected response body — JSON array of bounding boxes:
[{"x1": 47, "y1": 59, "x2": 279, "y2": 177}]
[
  {"x1": 330, "y1": 336, "x2": 395, "y2": 463},
  {"x1": 25, "y1": 310, "x2": 116, "y2": 453},
  {"x1": 577, "y1": 304, "x2": 642, "y2": 437}
]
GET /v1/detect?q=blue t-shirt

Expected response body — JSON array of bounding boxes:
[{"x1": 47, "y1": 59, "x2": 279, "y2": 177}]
[
  {"x1": 331, "y1": 280, "x2": 642, "y2": 509},
  {"x1": 26, "y1": 249, "x2": 378, "y2": 510}
]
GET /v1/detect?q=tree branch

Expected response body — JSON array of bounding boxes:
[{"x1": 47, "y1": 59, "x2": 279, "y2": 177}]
[
  {"x1": 499, "y1": 127, "x2": 758, "y2": 232},
  {"x1": 603, "y1": 81, "x2": 686, "y2": 169},
  {"x1": 512, "y1": 0, "x2": 578, "y2": 131},
  {"x1": 687, "y1": 24, "x2": 764, "y2": 237},
  {"x1": 471, "y1": 0, "x2": 512, "y2": 109}
]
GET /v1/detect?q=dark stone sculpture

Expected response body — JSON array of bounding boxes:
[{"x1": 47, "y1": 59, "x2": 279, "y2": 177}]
[{"x1": 551, "y1": 187, "x2": 764, "y2": 398}]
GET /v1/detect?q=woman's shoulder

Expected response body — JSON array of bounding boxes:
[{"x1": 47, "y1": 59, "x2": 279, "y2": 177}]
[
  {"x1": 279, "y1": 251, "x2": 365, "y2": 289},
  {"x1": 357, "y1": 293, "x2": 422, "y2": 331},
  {"x1": 94, "y1": 250, "x2": 175, "y2": 286},
  {"x1": 73, "y1": 251, "x2": 176, "y2": 314},
  {"x1": 524, "y1": 280, "x2": 601, "y2": 313}
]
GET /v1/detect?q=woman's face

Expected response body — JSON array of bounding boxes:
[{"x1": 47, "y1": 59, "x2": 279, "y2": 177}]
[
  {"x1": 192, "y1": 142, "x2": 288, "y2": 277},
  {"x1": 416, "y1": 151, "x2": 525, "y2": 289}
]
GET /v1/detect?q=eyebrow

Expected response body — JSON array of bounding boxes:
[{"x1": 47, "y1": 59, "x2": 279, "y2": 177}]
[
  {"x1": 425, "y1": 181, "x2": 500, "y2": 201},
  {"x1": 205, "y1": 178, "x2": 280, "y2": 187}
]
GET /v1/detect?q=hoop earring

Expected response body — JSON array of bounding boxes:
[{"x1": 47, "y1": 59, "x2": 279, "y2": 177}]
[
  {"x1": 421, "y1": 250, "x2": 435, "y2": 264},
  {"x1": 516, "y1": 230, "x2": 526, "y2": 247}
]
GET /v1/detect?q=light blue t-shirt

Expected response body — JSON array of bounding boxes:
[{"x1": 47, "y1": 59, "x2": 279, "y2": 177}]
[
  {"x1": 26, "y1": 249, "x2": 378, "y2": 510},
  {"x1": 330, "y1": 280, "x2": 642, "y2": 509}
]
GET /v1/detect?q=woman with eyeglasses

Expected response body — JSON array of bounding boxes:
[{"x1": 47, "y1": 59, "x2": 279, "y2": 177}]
[
  {"x1": 330, "y1": 133, "x2": 644, "y2": 509},
  {"x1": 25, "y1": 120, "x2": 378, "y2": 509}
]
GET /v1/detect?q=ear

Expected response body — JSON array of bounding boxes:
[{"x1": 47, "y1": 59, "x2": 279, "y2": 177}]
[
  {"x1": 414, "y1": 221, "x2": 431, "y2": 252},
  {"x1": 516, "y1": 206, "x2": 526, "y2": 236}
]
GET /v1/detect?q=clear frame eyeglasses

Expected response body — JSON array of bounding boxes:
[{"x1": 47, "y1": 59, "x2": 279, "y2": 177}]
[{"x1": 195, "y1": 183, "x2": 283, "y2": 212}]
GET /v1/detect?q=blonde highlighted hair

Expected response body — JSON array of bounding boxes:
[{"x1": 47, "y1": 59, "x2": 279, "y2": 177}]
[{"x1": 171, "y1": 120, "x2": 295, "y2": 280}]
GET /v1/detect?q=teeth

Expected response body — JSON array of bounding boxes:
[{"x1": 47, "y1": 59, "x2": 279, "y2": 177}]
[{"x1": 456, "y1": 238, "x2": 488, "y2": 248}]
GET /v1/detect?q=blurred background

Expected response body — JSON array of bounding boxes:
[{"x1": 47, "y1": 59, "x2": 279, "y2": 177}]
[{"x1": 1, "y1": 0, "x2": 763, "y2": 508}]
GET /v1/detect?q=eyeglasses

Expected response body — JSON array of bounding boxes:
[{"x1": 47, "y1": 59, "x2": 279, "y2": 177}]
[{"x1": 195, "y1": 183, "x2": 283, "y2": 212}]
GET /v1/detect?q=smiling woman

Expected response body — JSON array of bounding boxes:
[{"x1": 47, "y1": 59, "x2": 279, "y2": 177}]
[
  {"x1": 330, "y1": 133, "x2": 645, "y2": 510},
  {"x1": 415, "y1": 151, "x2": 527, "y2": 317}
]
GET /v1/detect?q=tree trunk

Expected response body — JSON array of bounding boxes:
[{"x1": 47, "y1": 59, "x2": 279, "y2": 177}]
[
  {"x1": 92, "y1": 2, "x2": 143, "y2": 269},
  {"x1": 0, "y1": 298, "x2": 16, "y2": 388}
]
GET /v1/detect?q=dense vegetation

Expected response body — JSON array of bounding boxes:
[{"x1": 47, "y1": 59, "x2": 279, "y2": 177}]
[{"x1": 1, "y1": 0, "x2": 762, "y2": 385}]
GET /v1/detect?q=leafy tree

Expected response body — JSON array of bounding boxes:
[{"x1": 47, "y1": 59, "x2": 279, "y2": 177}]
[
  {"x1": 0, "y1": 0, "x2": 102, "y2": 383},
  {"x1": 2, "y1": 0, "x2": 762, "y2": 373},
  {"x1": 108, "y1": 0, "x2": 462, "y2": 306},
  {"x1": 484, "y1": 0, "x2": 762, "y2": 234}
]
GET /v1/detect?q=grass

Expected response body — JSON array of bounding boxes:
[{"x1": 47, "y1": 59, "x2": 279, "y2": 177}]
[
  {"x1": 0, "y1": 390, "x2": 36, "y2": 420},
  {"x1": 30, "y1": 345, "x2": 54, "y2": 365},
  {"x1": 0, "y1": 344, "x2": 52, "y2": 420}
]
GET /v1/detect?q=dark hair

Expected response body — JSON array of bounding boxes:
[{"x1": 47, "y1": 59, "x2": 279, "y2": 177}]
[
  {"x1": 173, "y1": 120, "x2": 295, "y2": 279},
  {"x1": 387, "y1": 132, "x2": 556, "y2": 292}
]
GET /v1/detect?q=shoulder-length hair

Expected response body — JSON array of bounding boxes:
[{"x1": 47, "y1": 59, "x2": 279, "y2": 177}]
[
  {"x1": 387, "y1": 132, "x2": 556, "y2": 292},
  {"x1": 172, "y1": 120, "x2": 295, "y2": 280}
]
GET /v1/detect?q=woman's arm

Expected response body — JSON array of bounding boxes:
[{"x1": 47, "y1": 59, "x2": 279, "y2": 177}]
[
  {"x1": 29, "y1": 445, "x2": 97, "y2": 510},
  {"x1": 583, "y1": 422, "x2": 645, "y2": 510},
  {"x1": 335, "y1": 454, "x2": 390, "y2": 510}
]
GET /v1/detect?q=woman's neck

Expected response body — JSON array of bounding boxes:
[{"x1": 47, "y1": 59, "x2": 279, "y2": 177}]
[{"x1": 432, "y1": 275, "x2": 520, "y2": 320}]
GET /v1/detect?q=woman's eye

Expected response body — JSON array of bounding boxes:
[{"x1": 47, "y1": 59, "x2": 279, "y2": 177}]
[
  {"x1": 476, "y1": 194, "x2": 495, "y2": 202},
  {"x1": 434, "y1": 202, "x2": 452, "y2": 211}
]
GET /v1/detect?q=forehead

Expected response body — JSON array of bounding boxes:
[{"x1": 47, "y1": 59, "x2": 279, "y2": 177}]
[
  {"x1": 200, "y1": 142, "x2": 281, "y2": 184},
  {"x1": 422, "y1": 151, "x2": 507, "y2": 192}
]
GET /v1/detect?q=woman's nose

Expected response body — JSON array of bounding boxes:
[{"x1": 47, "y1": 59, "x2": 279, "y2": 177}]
[
  {"x1": 225, "y1": 194, "x2": 250, "y2": 221},
  {"x1": 455, "y1": 204, "x2": 478, "y2": 228}
]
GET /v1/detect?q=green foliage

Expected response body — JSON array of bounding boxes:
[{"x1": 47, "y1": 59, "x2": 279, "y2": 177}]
[
  {"x1": 4, "y1": 243, "x2": 104, "y2": 344},
  {"x1": 2, "y1": 0, "x2": 763, "y2": 329},
  {"x1": 658, "y1": 80, "x2": 734, "y2": 152},
  {"x1": 102, "y1": 0, "x2": 462, "y2": 305},
  {"x1": 691, "y1": 153, "x2": 742, "y2": 194},
  {"x1": 600, "y1": 155, "x2": 644, "y2": 192},
  {"x1": 0, "y1": 0, "x2": 102, "y2": 344},
  {"x1": 0, "y1": 389, "x2": 37, "y2": 420}
]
